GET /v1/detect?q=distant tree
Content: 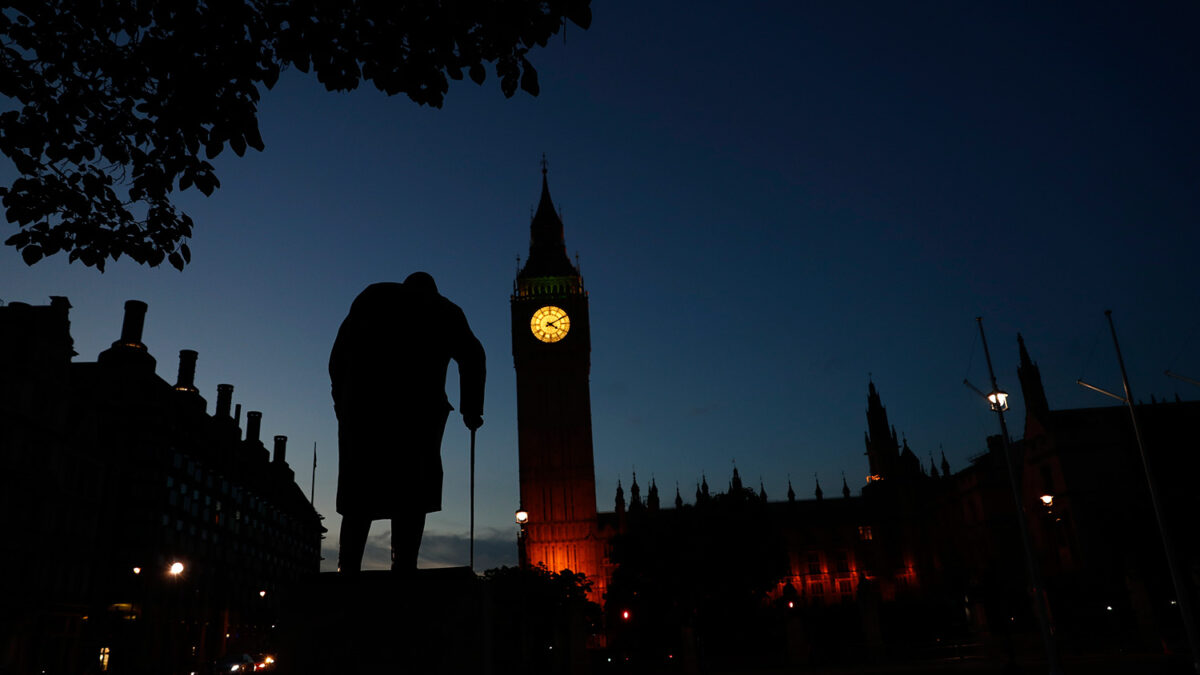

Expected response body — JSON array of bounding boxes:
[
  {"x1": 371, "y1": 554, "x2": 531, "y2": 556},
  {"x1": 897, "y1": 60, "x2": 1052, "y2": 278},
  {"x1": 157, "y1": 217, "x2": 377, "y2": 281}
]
[
  {"x1": 0, "y1": 1, "x2": 591, "y2": 270},
  {"x1": 483, "y1": 565, "x2": 601, "y2": 673}
]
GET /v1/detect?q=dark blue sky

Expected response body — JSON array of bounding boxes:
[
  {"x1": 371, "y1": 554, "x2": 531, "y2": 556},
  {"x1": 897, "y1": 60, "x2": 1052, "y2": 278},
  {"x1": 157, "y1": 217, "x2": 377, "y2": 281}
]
[{"x1": 3, "y1": 1, "x2": 1199, "y2": 570}]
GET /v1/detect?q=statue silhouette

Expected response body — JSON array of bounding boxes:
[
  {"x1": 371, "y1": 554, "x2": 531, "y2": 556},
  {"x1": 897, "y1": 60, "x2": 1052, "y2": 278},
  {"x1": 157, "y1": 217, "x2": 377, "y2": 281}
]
[{"x1": 330, "y1": 273, "x2": 485, "y2": 572}]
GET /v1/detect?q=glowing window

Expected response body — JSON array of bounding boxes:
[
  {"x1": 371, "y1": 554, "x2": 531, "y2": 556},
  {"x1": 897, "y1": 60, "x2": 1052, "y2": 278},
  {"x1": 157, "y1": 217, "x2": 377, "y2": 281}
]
[
  {"x1": 858, "y1": 526, "x2": 873, "y2": 541},
  {"x1": 99, "y1": 646, "x2": 110, "y2": 671}
]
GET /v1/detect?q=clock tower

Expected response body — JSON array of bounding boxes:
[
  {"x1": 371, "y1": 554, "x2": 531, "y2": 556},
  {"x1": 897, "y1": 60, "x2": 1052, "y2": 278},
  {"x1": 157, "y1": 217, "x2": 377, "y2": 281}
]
[{"x1": 512, "y1": 164, "x2": 602, "y2": 599}]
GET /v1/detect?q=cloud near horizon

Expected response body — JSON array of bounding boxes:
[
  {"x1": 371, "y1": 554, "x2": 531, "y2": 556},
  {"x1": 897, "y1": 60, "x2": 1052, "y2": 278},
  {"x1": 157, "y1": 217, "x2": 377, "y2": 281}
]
[{"x1": 320, "y1": 526, "x2": 516, "y2": 572}]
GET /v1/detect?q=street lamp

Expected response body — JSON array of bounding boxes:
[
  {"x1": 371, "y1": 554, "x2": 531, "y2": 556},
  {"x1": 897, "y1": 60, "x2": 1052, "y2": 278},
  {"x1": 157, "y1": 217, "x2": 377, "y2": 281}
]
[
  {"x1": 515, "y1": 507, "x2": 529, "y2": 568},
  {"x1": 987, "y1": 389, "x2": 1009, "y2": 412},
  {"x1": 969, "y1": 317, "x2": 1063, "y2": 675},
  {"x1": 169, "y1": 561, "x2": 185, "y2": 577}
]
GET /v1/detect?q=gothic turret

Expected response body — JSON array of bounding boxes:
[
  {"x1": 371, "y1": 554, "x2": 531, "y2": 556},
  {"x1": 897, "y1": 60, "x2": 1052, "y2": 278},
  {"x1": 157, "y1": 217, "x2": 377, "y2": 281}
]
[
  {"x1": 615, "y1": 479, "x2": 625, "y2": 514},
  {"x1": 675, "y1": 483, "x2": 684, "y2": 509},
  {"x1": 815, "y1": 476, "x2": 824, "y2": 501},
  {"x1": 865, "y1": 380, "x2": 900, "y2": 480},
  {"x1": 842, "y1": 473, "x2": 851, "y2": 498},
  {"x1": 629, "y1": 472, "x2": 643, "y2": 511},
  {"x1": 1018, "y1": 333, "x2": 1050, "y2": 422},
  {"x1": 647, "y1": 477, "x2": 660, "y2": 511},
  {"x1": 787, "y1": 479, "x2": 796, "y2": 503}
]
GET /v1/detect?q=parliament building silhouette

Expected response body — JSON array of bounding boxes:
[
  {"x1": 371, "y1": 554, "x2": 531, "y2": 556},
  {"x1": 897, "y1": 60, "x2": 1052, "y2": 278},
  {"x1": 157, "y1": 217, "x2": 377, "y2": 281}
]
[{"x1": 512, "y1": 170, "x2": 1200, "y2": 663}]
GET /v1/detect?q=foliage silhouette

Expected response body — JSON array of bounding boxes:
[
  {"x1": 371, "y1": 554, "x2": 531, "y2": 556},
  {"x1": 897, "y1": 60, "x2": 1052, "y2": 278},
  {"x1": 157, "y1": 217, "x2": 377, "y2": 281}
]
[
  {"x1": 0, "y1": 1, "x2": 592, "y2": 270},
  {"x1": 483, "y1": 565, "x2": 600, "y2": 673}
]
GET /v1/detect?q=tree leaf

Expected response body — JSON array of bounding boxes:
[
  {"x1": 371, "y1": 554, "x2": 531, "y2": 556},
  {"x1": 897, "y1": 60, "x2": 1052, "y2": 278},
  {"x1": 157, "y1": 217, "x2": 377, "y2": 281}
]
[
  {"x1": 20, "y1": 244, "x2": 43, "y2": 265},
  {"x1": 469, "y1": 63, "x2": 486, "y2": 85}
]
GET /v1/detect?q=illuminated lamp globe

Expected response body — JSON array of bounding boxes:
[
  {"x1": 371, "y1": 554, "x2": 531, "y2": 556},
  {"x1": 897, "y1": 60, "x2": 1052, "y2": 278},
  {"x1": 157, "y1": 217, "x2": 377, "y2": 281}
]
[
  {"x1": 1040, "y1": 495, "x2": 1054, "y2": 506},
  {"x1": 169, "y1": 561, "x2": 185, "y2": 576},
  {"x1": 987, "y1": 389, "x2": 1009, "y2": 412},
  {"x1": 515, "y1": 509, "x2": 529, "y2": 525}
]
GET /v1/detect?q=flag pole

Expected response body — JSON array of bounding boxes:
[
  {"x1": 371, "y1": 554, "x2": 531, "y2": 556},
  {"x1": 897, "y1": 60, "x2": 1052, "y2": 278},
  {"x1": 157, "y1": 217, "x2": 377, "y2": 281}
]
[{"x1": 310, "y1": 442, "x2": 317, "y2": 505}]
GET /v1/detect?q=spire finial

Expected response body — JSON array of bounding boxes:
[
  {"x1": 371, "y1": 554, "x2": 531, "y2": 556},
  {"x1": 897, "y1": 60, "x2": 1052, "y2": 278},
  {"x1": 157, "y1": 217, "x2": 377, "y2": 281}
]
[{"x1": 541, "y1": 153, "x2": 548, "y2": 177}]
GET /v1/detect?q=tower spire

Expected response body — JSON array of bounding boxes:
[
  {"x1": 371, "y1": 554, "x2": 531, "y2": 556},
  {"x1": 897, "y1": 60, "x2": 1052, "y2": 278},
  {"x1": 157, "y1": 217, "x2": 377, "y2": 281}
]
[
  {"x1": 865, "y1": 379, "x2": 899, "y2": 479},
  {"x1": 1017, "y1": 333, "x2": 1050, "y2": 421},
  {"x1": 520, "y1": 157, "x2": 576, "y2": 278}
]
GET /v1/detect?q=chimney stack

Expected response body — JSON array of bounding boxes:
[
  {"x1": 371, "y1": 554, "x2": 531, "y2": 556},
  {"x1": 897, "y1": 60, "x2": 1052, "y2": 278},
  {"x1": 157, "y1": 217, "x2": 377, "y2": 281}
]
[
  {"x1": 117, "y1": 300, "x2": 148, "y2": 349},
  {"x1": 246, "y1": 411, "x2": 262, "y2": 444},
  {"x1": 216, "y1": 384, "x2": 234, "y2": 417},
  {"x1": 274, "y1": 436, "x2": 288, "y2": 464},
  {"x1": 174, "y1": 350, "x2": 199, "y2": 393},
  {"x1": 234, "y1": 403, "x2": 242, "y2": 427}
]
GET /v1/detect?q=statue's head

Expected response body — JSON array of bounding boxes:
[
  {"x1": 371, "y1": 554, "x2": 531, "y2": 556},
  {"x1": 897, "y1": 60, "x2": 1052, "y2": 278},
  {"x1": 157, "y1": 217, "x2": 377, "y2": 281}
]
[{"x1": 403, "y1": 271, "x2": 438, "y2": 296}]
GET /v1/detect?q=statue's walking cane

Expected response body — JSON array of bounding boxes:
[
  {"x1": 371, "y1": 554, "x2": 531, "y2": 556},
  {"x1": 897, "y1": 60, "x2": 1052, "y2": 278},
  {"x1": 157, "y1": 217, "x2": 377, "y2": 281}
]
[{"x1": 469, "y1": 428, "x2": 476, "y2": 570}]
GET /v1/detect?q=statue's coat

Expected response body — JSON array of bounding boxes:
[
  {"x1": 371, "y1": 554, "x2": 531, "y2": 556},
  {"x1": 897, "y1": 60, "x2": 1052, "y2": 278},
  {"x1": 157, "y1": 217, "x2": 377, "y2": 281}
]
[{"x1": 330, "y1": 281, "x2": 485, "y2": 518}]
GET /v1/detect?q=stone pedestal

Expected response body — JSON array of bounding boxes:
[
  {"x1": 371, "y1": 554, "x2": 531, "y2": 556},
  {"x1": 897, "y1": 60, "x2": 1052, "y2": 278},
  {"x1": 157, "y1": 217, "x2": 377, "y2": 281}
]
[{"x1": 279, "y1": 567, "x2": 485, "y2": 674}]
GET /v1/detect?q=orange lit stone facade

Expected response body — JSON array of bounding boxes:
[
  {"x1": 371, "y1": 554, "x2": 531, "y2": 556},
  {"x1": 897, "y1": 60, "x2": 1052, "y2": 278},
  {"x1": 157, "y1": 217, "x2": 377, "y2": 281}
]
[{"x1": 511, "y1": 171, "x2": 605, "y2": 603}]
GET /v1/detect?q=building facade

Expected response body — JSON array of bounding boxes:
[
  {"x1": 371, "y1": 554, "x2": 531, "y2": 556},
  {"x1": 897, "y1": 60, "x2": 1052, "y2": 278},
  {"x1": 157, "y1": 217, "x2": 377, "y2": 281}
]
[{"x1": 0, "y1": 298, "x2": 324, "y2": 674}]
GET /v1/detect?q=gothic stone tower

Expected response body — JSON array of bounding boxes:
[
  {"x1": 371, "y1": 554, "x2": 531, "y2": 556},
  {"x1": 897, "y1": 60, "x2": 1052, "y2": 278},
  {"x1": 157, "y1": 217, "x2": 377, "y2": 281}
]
[
  {"x1": 864, "y1": 380, "x2": 900, "y2": 481},
  {"x1": 512, "y1": 166, "x2": 602, "y2": 598}
]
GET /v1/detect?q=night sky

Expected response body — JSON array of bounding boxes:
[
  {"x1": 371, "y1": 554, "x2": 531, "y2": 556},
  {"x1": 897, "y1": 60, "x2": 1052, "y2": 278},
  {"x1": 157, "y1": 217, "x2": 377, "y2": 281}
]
[{"x1": 3, "y1": 2, "x2": 1199, "y2": 572}]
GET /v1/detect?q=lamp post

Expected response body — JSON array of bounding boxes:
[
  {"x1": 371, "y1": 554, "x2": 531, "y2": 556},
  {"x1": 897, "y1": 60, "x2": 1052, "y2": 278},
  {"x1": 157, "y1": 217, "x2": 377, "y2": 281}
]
[
  {"x1": 974, "y1": 317, "x2": 1063, "y2": 675},
  {"x1": 515, "y1": 508, "x2": 529, "y2": 568},
  {"x1": 167, "y1": 561, "x2": 185, "y2": 674},
  {"x1": 1080, "y1": 311, "x2": 1200, "y2": 674}
]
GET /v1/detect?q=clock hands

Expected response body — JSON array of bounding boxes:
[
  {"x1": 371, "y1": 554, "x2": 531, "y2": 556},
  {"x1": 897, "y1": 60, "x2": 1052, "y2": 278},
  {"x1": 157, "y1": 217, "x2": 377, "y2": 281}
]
[{"x1": 530, "y1": 306, "x2": 569, "y2": 342}]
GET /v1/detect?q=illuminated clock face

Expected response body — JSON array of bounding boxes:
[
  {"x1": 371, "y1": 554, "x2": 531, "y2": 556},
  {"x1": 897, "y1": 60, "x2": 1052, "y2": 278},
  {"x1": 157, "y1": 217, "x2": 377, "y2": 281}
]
[{"x1": 530, "y1": 305, "x2": 570, "y2": 343}]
